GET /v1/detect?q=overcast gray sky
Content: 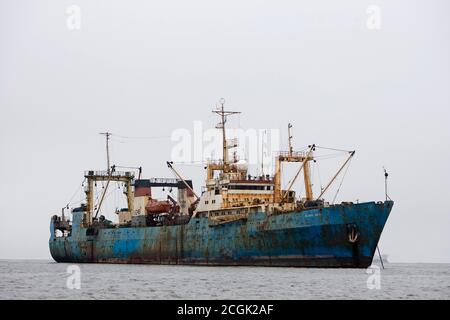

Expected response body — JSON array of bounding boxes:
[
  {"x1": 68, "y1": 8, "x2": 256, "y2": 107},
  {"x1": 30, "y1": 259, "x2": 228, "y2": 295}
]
[{"x1": 1, "y1": 0, "x2": 449, "y2": 262}]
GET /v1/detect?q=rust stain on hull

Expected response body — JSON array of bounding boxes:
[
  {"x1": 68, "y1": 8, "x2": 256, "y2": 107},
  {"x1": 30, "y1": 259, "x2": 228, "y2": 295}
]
[{"x1": 50, "y1": 201, "x2": 393, "y2": 268}]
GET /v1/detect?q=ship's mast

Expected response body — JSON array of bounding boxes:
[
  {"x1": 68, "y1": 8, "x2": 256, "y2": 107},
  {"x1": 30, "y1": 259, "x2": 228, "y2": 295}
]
[
  {"x1": 261, "y1": 129, "x2": 267, "y2": 176},
  {"x1": 303, "y1": 158, "x2": 313, "y2": 201},
  {"x1": 288, "y1": 123, "x2": 293, "y2": 156},
  {"x1": 287, "y1": 123, "x2": 312, "y2": 200},
  {"x1": 212, "y1": 98, "x2": 240, "y2": 173},
  {"x1": 99, "y1": 132, "x2": 112, "y2": 173},
  {"x1": 274, "y1": 124, "x2": 315, "y2": 203}
]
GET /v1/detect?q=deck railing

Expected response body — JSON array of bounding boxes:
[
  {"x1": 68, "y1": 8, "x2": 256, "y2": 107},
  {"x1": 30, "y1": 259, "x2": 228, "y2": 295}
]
[
  {"x1": 84, "y1": 170, "x2": 134, "y2": 178},
  {"x1": 277, "y1": 151, "x2": 310, "y2": 158}
]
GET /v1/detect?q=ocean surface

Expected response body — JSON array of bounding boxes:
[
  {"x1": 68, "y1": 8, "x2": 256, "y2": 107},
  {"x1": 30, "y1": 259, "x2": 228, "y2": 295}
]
[{"x1": 0, "y1": 260, "x2": 449, "y2": 299}]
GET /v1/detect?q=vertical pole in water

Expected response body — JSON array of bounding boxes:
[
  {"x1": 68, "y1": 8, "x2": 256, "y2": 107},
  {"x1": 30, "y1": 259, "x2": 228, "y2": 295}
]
[{"x1": 377, "y1": 246, "x2": 385, "y2": 269}]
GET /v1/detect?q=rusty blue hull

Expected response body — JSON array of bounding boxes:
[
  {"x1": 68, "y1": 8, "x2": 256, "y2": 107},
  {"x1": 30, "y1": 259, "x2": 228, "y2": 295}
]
[{"x1": 49, "y1": 201, "x2": 393, "y2": 268}]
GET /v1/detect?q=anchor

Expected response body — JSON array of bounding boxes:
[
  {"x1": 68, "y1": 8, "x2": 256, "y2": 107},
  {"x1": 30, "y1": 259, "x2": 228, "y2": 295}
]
[{"x1": 347, "y1": 224, "x2": 359, "y2": 243}]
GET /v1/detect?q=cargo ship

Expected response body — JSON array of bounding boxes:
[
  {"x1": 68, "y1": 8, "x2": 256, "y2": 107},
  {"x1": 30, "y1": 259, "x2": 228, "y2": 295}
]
[{"x1": 49, "y1": 100, "x2": 393, "y2": 267}]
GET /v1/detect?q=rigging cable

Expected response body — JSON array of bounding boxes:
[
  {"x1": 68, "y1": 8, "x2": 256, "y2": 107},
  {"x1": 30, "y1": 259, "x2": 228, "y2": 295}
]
[
  {"x1": 94, "y1": 184, "x2": 120, "y2": 215},
  {"x1": 331, "y1": 157, "x2": 353, "y2": 204},
  {"x1": 112, "y1": 133, "x2": 170, "y2": 140},
  {"x1": 64, "y1": 178, "x2": 86, "y2": 208},
  {"x1": 313, "y1": 153, "x2": 347, "y2": 160},
  {"x1": 315, "y1": 146, "x2": 352, "y2": 153},
  {"x1": 316, "y1": 160, "x2": 324, "y2": 193}
]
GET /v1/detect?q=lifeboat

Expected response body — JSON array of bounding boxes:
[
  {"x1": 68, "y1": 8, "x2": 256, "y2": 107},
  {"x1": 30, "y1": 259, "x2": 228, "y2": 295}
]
[{"x1": 145, "y1": 200, "x2": 171, "y2": 214}]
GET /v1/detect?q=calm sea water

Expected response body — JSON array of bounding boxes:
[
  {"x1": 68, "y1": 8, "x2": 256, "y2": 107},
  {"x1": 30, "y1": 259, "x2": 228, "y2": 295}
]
[{"x1": 0, "y1": 260, "x2": 448, "y2": 299}]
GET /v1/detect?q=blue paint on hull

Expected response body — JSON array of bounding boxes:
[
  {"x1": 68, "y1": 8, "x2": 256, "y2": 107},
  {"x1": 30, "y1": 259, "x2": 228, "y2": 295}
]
[{"x1": 49, "y1": 201, "x2": 393, "y2": 268}]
